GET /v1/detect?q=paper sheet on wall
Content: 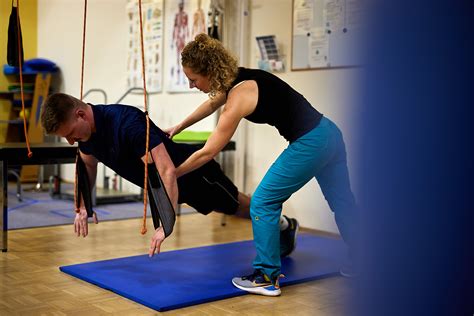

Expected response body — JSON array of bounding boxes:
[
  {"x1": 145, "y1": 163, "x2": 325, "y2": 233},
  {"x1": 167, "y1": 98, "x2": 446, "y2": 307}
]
[
  {"x1": 324, "y1": 0, "x2": 344, "y2": 32},
  {"x1": 309, "y1": 27, "x2": 329, "y2": 68},
  {"x1": 346, "y1": 0, "x2": 363, "y2": 29},
  {"x1": 293, "y1": 0, "x2": 314, "y2": 35},
  {"x1": 126, "y1": 0, "x2": 164, "y2": 93},
  {"x1": 292, "y1": 0, "x2": 362, "y2": 69}
]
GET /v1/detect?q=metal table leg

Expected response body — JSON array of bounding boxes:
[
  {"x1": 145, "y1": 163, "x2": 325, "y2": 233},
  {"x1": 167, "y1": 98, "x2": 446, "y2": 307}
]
[{"x1": 1, "y1": 161, "x2": 8, "y2": 252}]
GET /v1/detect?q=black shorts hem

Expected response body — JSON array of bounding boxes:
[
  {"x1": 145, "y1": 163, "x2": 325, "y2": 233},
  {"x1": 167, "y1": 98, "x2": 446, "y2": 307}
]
[{"x1": 178, "y1": 160, "x2": 239, "y2": 216}]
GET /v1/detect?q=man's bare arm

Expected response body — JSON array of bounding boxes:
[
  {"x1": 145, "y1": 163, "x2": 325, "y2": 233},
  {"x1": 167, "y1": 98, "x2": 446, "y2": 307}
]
[{"x1": 142, "y1": 143, "x2": 178, "y2": 257}]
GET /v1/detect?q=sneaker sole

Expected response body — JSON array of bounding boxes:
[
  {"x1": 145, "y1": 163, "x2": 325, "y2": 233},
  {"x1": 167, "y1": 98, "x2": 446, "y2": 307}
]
[{"x1": 232, "y1": 280, "x2": 281, "y2": 297}]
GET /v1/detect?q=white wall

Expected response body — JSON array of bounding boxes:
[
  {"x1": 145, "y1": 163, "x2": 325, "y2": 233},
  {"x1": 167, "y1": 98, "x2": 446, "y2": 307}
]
[
  {"x1": 37, "y1": 0, "x2": 360, "y2": 234},
  {"x1": 245, "y1": 0, "x2": 361, "y2": 234},
  {"x1": 38, "y1": 0, "x2": 214, "y2": 193}
]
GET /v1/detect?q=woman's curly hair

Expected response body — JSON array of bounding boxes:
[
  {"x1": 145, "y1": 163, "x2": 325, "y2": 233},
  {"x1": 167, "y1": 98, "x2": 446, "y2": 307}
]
[{"x1": 181, "y1": 34, "x2": 238, "y2": 97}]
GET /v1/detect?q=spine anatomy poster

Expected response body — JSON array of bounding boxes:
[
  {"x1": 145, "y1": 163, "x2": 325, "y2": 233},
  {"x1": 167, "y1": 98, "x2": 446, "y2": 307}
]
[{"x1": 127, "y1": 0, "x2": 164, "y2": 93}]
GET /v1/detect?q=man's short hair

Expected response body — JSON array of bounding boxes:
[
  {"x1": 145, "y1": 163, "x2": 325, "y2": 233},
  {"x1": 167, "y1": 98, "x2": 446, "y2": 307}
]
[{"x1": 41, "y1": 93, "x2": 82, "y2": 134}]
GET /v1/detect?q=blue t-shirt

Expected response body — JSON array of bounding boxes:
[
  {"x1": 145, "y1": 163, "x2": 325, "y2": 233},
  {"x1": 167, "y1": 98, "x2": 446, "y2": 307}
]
[{"x1": 79, "y1": 104, "x2": 196, "y2": 187}]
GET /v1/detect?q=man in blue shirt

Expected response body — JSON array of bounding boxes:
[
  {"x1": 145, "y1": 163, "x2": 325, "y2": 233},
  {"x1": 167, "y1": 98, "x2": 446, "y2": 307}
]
[{"x1": 40, "y1": 93, "x2": 298, "y2": 258}]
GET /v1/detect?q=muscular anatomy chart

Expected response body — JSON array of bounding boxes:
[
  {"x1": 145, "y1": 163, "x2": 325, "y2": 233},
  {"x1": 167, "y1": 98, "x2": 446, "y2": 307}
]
[{"x1": 165, "y1": 0, "x2": 210, "y2": 93}]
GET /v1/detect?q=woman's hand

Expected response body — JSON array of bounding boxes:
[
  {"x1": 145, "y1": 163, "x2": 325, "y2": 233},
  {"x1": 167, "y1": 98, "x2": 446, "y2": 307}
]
[{"x1": 163, "y1": 124, "x2": 182, "y2": 139}]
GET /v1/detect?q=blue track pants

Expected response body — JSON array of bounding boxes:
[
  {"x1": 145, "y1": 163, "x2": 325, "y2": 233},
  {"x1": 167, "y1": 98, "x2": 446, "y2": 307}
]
[{"x1": 250, "y1": 117, "x2": 357, "y2": 280}]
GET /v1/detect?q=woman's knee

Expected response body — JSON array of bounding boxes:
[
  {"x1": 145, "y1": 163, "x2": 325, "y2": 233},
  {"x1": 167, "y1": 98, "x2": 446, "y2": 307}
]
[
  {"x1": 249, "y1": 192, "x2": 265, "y2": 216},
  {"x1": 250, "y1": 192, "x2": 283, "y2": 225}
]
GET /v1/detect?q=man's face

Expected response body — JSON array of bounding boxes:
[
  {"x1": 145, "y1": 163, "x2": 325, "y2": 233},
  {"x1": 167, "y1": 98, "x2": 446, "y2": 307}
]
[{"x1": 55, "y1": 109, "x2": 92, "y2": 145}]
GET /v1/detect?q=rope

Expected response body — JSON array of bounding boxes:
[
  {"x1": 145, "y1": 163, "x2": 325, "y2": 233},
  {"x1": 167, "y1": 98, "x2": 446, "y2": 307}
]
[
  {"x1": 72, "y1": 0, "x2": 149, "y2": 233},
  {"x1": 74, "y1": 0, "x2": 88, "y2": 213},
  {"x1": 15, "y1": 0, "x2": 32, "y2": 158},
  {"x1": 138, "y1": 0, "x2": 150, "y2": 235},
  {"x1": 80, "y1": 0, "x2": 87, "y2": 101}
]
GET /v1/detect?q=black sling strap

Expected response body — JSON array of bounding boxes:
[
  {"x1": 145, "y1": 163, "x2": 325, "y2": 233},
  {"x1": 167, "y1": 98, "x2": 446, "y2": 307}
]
[
  {"x1": 147, "y1": 163, "x2": 176, "y2": 237},
  {"x1": 75, "y1": 154, "x2": 95, "y2": 218},
  {"x1": 7, "y1": 1, "x2": 24, "y2": 67},
  {"x1": 75, "y1": 154, "x2": 175, "y2": 236}
]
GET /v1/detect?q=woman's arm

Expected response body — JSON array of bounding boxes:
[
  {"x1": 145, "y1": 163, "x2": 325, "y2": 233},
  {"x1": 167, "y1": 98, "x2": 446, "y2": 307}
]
[
  {"x1": 166, "y1": 92, "x2": 227, "y2": 138},
  {"x1": 175, "y1": 81, "x2": 258, "y2": 177}
]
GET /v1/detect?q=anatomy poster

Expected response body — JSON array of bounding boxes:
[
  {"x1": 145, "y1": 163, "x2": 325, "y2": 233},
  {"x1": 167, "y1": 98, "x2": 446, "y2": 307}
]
[
  {"x1": 164, "y1": 0, "x2": 210, "y2": 93},
  {"x1": 126, "y1": 0, "x2": 164, "y2": 93}
]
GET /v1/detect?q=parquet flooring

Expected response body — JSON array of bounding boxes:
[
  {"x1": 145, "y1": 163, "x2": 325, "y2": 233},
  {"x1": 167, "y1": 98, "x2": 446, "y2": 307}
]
[{"x1": 0, "y1": 213, "x2": 353, "y2": 315}]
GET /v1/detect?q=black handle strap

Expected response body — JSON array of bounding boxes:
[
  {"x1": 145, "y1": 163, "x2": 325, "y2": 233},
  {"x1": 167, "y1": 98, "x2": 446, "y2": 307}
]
[
  {"x1": 75, "y1": 154, "x2": 94, "y2": 218},
  {"x1": 147, "y1": 163, "x2": 176, "y2": 237}
]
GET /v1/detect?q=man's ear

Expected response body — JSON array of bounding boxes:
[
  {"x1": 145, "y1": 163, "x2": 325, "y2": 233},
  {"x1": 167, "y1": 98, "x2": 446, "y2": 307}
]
[{"x1": 75, "y1": 108, "x2": 86, "y2": 119}]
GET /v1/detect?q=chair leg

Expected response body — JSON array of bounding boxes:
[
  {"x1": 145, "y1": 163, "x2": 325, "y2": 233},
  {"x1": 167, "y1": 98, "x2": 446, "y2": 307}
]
[
  {"x1": 16, "y1": 179, "x2": 21, "y2": 202},
  {"x1": 7, "y1": 170, "x2": 22, "y2": 202}
]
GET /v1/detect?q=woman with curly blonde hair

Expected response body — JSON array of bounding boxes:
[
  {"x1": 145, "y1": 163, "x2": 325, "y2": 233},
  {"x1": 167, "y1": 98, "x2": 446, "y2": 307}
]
[
  {"x1": 180, "y1": 33, "x2": 238, "y2": 97},
  {"x1": 165, "y1": 33, "x2": 358, "y2": 297}
]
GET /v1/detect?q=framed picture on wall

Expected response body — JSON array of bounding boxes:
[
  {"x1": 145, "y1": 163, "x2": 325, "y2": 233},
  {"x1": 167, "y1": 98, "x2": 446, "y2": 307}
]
[
  {"x1": 126, "y1": 0, "x2": 164, "y2": 93},
  {"x1": 164, "y1": 0, "x2": 210, "y2": 93}
]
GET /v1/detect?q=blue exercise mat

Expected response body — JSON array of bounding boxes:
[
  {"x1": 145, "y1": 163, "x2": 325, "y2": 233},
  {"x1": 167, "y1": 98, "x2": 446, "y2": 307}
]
[{"x1": 60, "y1": 234, "x2": 346, "y2": 312}]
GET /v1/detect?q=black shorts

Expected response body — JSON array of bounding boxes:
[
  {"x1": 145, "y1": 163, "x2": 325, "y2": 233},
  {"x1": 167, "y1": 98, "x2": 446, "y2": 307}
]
[{"x1": 177, "y1": 159, "x2": 239, "y2": 215}]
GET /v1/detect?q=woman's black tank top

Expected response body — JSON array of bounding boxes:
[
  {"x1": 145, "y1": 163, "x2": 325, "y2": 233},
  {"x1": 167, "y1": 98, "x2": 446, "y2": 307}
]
[{"x1": 227, "y1": 67, "x2": 322, "y2": 142}]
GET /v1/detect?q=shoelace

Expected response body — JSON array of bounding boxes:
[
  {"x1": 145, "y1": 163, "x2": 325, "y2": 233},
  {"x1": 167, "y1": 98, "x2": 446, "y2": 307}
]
[
  {"x1": 242, "y1": 270, "x2": 264, "y2": 281},
  {"x1": 242, "y1": 271, "x2": 286, "y2": 284}
]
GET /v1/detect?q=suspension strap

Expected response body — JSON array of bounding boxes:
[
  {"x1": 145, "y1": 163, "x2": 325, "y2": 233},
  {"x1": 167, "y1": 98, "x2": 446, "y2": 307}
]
[
  {"x1": 137, "y1": 0, "x2": 176, "y2": 235},
  {"x1": 11, "y1": 0, "x2": 32, "y2": 158},
  {"x1": 75, "y1": 155, "x2": 94, "y2": 217},
  {"x1": 147, "y1": 163, "x2": 176, "y2": 237},
  {"x1": 74, "y1": 0, "x2": 88, "y2": 214},
  {"x1": 138, "y1": 0, "x2": 151, "y2": 234}
]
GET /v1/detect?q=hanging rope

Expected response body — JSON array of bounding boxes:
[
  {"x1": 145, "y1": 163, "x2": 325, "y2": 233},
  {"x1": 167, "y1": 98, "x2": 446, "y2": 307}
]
[
  {"x1": 72, "y1": 0, "x2": 149, "y2": 232},
  {"x1": 74, "y1": 0, "x2": 88, "y2": 214},
  {"x1": 15, "y1": 0, "x2": 32, "y2": 158},
  {"x1": 79, "y1": 0, "x2": 88, "y2": 101},
  {"x1": 138, "y1": 0, "x2": 150, "y2": 235}
]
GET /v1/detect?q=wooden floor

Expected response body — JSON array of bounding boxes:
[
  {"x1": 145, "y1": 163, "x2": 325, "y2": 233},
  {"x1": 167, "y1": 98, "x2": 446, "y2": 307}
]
[{"x1": 0, "y1": 213, "x2": 353, "y2": 315}]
